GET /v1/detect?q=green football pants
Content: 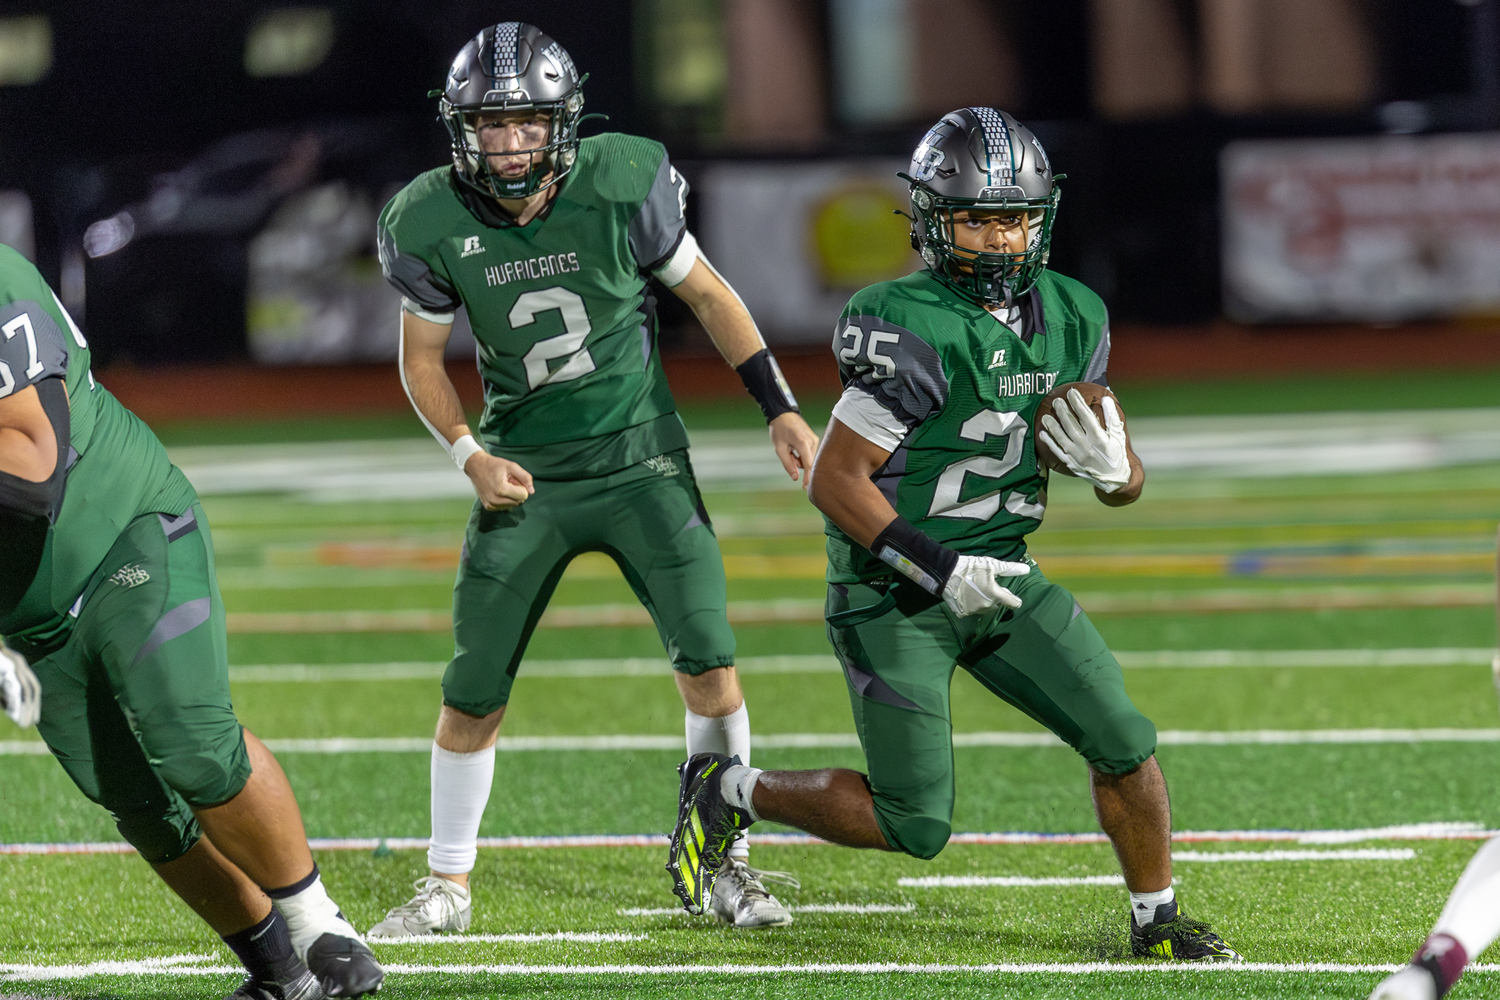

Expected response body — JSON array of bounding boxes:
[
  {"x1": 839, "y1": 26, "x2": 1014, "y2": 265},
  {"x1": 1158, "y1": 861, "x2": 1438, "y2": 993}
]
[
  {"x1": 31, "y1": 503, "x2": 249, "y2": 864},
  {"x1": 825, "y1": 564, "x2": 1157, "y2": 861},
  {"x1": 445, "y1": 449, "x2": 736, "y2": 717}
]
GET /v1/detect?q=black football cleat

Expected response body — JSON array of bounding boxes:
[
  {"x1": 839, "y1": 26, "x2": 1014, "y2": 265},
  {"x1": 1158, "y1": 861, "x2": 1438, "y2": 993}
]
[
  {"x1": 666, "y1": 752, "x2": 753, "y2": 915},
  {"x1": 305, "y1": 932, "x2": 384, "y2": 996},
  {"x1": 1130, "y1": 901, "x2": 1242, "y2": 962},
  {"x1": 223, "y1": 966, "x2": 323, "y2": 1000}
]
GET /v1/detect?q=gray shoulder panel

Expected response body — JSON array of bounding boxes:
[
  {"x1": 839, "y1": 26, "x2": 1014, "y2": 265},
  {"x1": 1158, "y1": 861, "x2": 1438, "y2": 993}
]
[
  {"x1": 0, "y1": 299, "x2": 68, "y2": 398},
  {"x1": 377, "y1": 224, "x2": 461, "y2": 315},
  {"x1": 832, "y1": 314, "x2": 948, "y2": 431},
  {"x1": 628, "y1": 154, "x2": 689, "y2": 271},
  {"x1": 1082, "y1": 320, "x2": 1111, "y2": 387}
]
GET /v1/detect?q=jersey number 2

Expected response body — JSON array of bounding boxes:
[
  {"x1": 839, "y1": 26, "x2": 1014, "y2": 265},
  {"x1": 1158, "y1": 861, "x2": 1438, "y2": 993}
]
[
  {"x1": 928, "y1": 409, "x2": 1045, "y2": 521},
  {"x1": 513, "y1": 287, "x2": 596, "y2": 391}
]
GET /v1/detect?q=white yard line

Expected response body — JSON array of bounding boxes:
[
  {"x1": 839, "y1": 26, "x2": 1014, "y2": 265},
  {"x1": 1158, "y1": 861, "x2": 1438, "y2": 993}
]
[
  {"x1": 370, "y1": 932, "x2": 644, "y2": 944},
  {"x1": 13, "y1": 957, "x2": 1500, "y2": 979},
  {"x1": 221, "y1": 649, "x2": 1500, "y2": 682},
  {"x1": 6, "y1": 824, "x2": 1485, "y2": 857},
  {"x1": 1173, "y1": 849, "x2": 1415, "y2": 862},
  {"x1": 8, "y1": 727, "x2": 1500, "y2": 759},
  {"x1": 619, "y1": 903, "x2": 915, "y2": 916},
  {"x1": 901, "y1": 875, "x2": 1127, "y2": 887}
]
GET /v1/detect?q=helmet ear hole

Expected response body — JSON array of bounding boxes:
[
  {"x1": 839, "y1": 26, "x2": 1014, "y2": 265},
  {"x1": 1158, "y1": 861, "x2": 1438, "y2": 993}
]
[{"x1": 909, "y1": 230, "x2": 921, "y2": 253}]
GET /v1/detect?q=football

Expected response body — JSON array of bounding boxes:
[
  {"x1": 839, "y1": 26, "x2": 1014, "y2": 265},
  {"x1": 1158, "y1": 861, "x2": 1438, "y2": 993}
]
[{"x1": 1033, "y1": 381, "x2": 1125, "y2": 474}]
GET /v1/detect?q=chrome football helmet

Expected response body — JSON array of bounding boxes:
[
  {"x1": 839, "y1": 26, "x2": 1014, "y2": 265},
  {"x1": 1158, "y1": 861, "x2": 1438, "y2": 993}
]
[
  {"x1": 901, "y1": 108, "x2": 1061, "y2": 306},
  {"x1": 440, "y1": 22, "x2": 585, "y2": 200}
]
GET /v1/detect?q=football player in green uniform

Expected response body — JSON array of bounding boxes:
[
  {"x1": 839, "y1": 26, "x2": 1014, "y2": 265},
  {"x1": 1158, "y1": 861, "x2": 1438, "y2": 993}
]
[
  {"x1": 667, "y1": 109, "x2": 1240, "y2": 961},
  {"x1": 367, "y1": 23, "x2": 819, "y2": 935},
  {"x1": 0, "y1": 246, "x2": 383, "y2": 998}
]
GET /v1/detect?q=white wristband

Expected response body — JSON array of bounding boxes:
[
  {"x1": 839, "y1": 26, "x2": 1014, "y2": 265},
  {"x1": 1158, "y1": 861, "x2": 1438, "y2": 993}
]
[{"x1": 450, "y1": 434, "x2": 484, "y2": 473}]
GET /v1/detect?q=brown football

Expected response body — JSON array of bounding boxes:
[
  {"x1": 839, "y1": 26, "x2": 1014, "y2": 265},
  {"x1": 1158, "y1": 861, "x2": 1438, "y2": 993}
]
[{"x1": 1033, "y1": 381, "x2": 1125, "y2": 473}]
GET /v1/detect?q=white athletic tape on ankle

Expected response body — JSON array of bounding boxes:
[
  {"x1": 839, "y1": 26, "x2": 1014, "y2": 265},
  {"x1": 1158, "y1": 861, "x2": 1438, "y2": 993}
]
[{"x1": 721, "y1": 764, "x2": 763, "y2": 824}]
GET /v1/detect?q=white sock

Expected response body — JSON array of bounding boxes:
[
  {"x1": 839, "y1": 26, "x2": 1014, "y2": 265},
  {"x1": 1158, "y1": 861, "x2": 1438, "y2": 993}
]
[
  {"x1": 427, "y1": 743, "x2": 495, "y2": 876},
  {"x1": 269, "y1": 867, "x2": 361, "y2": 962},
  {"x1": 1433, "y1": 835, "x2": 1500, "y2": 959},
  {"x1": 720, "y1": 763, "x2": 763, "y2": 824},
  {"x1": 687, "y1": 703, "x2": 753, "y2": 858},
  {"x1": 1130, "y1": 885, "x2": 1176, "y2": 927}
]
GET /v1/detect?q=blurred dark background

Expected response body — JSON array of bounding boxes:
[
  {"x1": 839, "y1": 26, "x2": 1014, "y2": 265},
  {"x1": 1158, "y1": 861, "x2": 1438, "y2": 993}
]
[{"x1": 0, "y1": 0, "x2": 1494, "y2": 366}]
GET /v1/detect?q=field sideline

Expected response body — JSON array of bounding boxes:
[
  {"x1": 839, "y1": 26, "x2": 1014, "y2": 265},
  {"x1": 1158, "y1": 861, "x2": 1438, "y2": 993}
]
[{"x1": 3, "y1": 386, "x2": 1499, "y2": 999}]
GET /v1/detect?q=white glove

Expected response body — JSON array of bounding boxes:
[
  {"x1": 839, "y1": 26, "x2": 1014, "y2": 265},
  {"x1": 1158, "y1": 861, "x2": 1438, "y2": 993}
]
[
  {"x1": 942, "y1": 555, "x2": 1029, "y2": 617},
  {"x1": 1, "y1": 641, "x2": 41, "y2": 729},
  {"x1": 1038, "y1": 389, "x2": 1131, "y2": 493}
]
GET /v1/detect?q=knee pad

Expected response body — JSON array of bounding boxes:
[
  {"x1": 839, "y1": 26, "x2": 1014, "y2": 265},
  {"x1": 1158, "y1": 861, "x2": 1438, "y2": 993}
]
[
  {"x1": 153, "y1": 736, "x2": 252, "y2": 808},
  {"x1": 874, "y1": 806, "x2": 952, "y2": 861},
  {"x1": 114, "y1": 809, "x2": 202, "y2": 865},
  {"x1": 1081, "y1": 709, "x2": 1158, "y2": 776}
]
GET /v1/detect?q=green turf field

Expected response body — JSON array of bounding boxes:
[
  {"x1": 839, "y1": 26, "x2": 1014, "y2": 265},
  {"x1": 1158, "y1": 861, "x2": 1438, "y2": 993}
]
[{"x1": 3, "y1": 390, "x2": 1499, "y2": 998}]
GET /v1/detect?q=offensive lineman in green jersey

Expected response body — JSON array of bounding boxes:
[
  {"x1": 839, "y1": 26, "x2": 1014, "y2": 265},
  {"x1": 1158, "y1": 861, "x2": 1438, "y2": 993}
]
[
  {"x1": 367, "y1": 23, "x2": 819, "y2": 935},
  {"x1": 668, "y1": 109, "x2": 1241, "y2": 960},
  {"x1": 0, "y1": 246, "x2": 384, "y2": 998}
]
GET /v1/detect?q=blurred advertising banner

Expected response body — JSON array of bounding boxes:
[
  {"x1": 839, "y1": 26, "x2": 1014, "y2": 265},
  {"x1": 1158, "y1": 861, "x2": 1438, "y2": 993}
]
[
  {"x1": 698, "y1": 160, "x2": 922, "y2": 343},
  {"x1": 1223, "y1": 134, "x2": 1500, "y2": 322}
]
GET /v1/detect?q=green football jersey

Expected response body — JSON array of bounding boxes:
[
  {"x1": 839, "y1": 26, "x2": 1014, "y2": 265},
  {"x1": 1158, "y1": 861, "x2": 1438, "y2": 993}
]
[
  {"x1": 378, "y1": 133, "x2": 695, "y2": 479},
  {"x1": 825, "y1": 267, "x2": 1112, "y2": 583},
  {"x1": 0, "y1": 245, "x2": 196, "y2": 651}
]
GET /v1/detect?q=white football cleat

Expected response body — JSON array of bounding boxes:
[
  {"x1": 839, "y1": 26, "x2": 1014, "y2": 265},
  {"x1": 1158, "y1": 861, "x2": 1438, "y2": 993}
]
[
  {"x1": 709, "y1": 856, "x2": 797, "y2": 928},
  {"x1": 1368, "y1": 965, "x2": 1438, "y2": 1000},
  {"x1": 366, "y1": 876, "x2": 472, "y2": 938}
]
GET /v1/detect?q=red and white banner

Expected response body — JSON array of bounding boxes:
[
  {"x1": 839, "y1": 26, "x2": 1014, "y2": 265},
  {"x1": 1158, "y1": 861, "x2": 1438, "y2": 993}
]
[{"x1": 1222, "y1": 134, "x2": 1500, "y2": 322}]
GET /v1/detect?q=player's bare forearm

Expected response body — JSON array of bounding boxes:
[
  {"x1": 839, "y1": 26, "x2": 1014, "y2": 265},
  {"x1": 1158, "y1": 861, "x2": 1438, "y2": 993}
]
[
  {"x1": 668, "y1": 259, "x2": 762, "y2": 367},
  {"x1": 1095, "y1": 448, "x2": 1144, "y2": 507},
  {"x1": 399, "y1": 311, "x2": 471, "y2": 444},
  {"x1": 807, "y1": 418, "x2": 897, "y2": 549},
  {"x1": 0, "y1": 385, "x2": 57, "y2": 482}
]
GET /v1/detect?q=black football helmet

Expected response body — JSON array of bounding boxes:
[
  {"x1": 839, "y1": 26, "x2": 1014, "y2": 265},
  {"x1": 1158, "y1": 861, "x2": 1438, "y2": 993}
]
[
  {"x1": 440, "y1": 22, "x2": 585, "y2": 200},
  {"x1": 901, "y1": 108, "x2": 1061, "y2": 306}
]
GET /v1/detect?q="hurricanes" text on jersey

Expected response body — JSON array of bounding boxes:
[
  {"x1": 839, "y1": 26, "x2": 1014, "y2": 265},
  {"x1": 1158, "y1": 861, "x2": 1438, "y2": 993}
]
[{"x1": 485, "y1": 252, "x2": 582, "y2": 288}]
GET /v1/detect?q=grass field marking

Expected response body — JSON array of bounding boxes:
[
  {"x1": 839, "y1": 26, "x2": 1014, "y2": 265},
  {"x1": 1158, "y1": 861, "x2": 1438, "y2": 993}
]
[
  {"x1": 1172, "y1": 848, "x2": 1416, "y2": 862},
  {"x1": 218, "y1": 585, "x2": 1498, "y2": 634},
  {"x1": 10, "y1": 729, "x2": 1500, "y2": 758},
  {"x1": 900, "y1": 875, "x2": 1128, "y2": 887},
  {"x1": 618, "y1": 903, "x2": 916, "y2": 916},
  {"x1": 221, "y1": 649, "x2": 1500, "y2": 683},
  {"x1": 1115, "y1": 648, "x2": 1498, "y2": 668},
  {"x1": 368, "y1": 932, "x2": 647, "y2": 944},
  {"x1": 5, "y1": 825, "x2": 1493, "y2": 856},
  {"x1": 0, "y1": 954, "x2": 232, "y2": 982},
  {"x1": 32, "y1": 959, "x2": 1500, "y2": 979},
  {"x1": 226, "y1": 655, "x2": 843, "y2": 682}
]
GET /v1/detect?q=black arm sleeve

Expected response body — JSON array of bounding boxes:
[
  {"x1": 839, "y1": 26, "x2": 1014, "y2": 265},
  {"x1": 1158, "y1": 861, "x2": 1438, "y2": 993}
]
[{"x1": 0, "y1": 377, "x2": 69, "y2": 612}]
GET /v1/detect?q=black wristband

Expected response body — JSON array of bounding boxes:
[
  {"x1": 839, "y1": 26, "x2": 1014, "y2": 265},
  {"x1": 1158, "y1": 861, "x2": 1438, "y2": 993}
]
[
  {"x1": 735, "y1": 348, "x2": 800, "y2": 423},
  {"x1": 868, "y1": 515, "x2": 959, "y2": 596}
]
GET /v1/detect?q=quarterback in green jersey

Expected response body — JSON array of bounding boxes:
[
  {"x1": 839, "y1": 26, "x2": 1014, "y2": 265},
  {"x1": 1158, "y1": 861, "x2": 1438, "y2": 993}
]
[
  {"x1": 668, "y1": 109, "x2": 1241, "y2": 961},
  {"x1": 0, "y1": 246, "x2": 383, "y2": 998},
  {"x1": 369, "y1": 23, "x2": 818, "y2": 935}
]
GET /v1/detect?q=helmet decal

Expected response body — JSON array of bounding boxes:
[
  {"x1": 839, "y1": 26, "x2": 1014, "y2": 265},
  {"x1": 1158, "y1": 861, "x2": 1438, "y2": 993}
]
[
  {"x1": 913, "y1": 138, "x2": 946, "y2": 183},
  {"x1": 968, "y1": 106, "x2": 1014, "y2": 187},
  {"x1": 542, "y1": 41, "x2": 577, "y2": 83},
  {"x1": 492, "y1": 22, "x2": 521, "y2": 78}
]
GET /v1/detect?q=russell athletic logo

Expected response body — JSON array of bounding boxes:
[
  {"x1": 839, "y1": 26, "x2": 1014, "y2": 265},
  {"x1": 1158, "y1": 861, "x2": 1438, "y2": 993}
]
[{"x1": 461, "y1": 236, "x2": 486, "y2": 257}]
